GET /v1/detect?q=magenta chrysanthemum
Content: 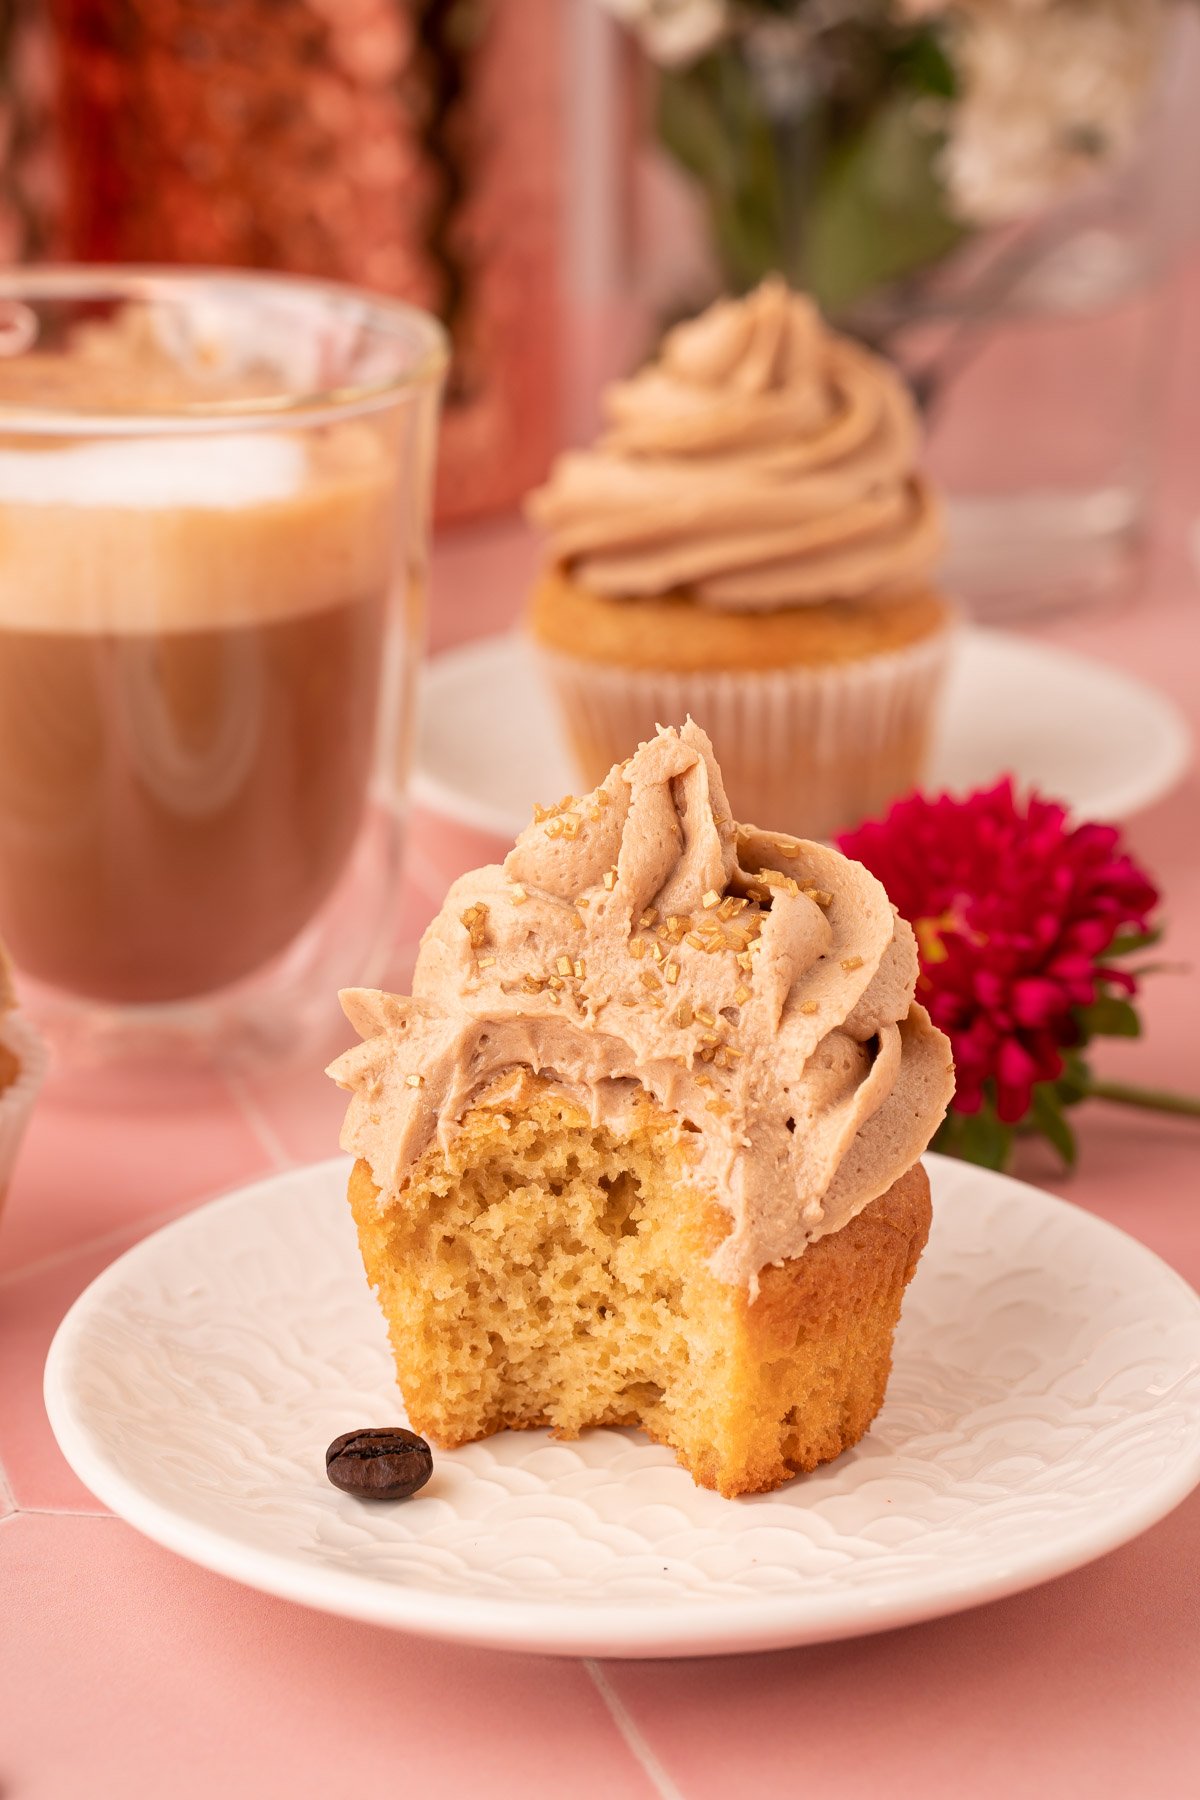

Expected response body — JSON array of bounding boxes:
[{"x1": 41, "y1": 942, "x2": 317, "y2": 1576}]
[{"x1": 838, "y1": 781, "x2": 1159, "y2": 1126}]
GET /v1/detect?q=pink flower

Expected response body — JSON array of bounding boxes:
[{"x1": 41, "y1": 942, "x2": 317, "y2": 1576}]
[{"x1": 838, "y1": 780, "x2": 1158, "y2": 1126}]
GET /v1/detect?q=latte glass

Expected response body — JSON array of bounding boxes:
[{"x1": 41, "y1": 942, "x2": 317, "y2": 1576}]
[{"x1": 0, "y1": 268, "x2": 446, "y2": 1063}]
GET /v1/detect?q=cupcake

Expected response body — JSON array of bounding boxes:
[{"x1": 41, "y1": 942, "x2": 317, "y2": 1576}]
[
  {"x1": 0, "y1": 943, "x2": 47, "y2": 1220},
  {"x1": 527, "y1": 277, "x2": 954, "y2": 841},
  {"x1": 329, "y1": 722, "x2": 954, "y2": 1497}
]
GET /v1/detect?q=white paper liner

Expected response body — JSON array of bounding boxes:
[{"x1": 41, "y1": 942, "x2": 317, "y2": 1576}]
[
  {"x1": 536, "y1": 629, "x2": 955, "y2": 840},
  {"x1": 0, "y1": 1011, "x2": 48, "y2": 1213}
]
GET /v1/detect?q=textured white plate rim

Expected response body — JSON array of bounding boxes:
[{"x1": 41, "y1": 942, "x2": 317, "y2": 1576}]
[
  {"x1": 44, "y1": 1154, "x2": 1200, "y2": 1660},
  {"x1": 412, "y1": 629, "x2": 1193, "y2": 841}
]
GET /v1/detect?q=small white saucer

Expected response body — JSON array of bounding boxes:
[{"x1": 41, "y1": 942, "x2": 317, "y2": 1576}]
[
  {"x1": 45, "y1": 1155, "x2": 1200, "y2": 1660},
  {"x1": 413, "y1": 629, "x2": 1191, "y2": 840}
]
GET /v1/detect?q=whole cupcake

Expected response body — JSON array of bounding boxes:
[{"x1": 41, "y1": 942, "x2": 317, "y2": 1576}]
[
  {"x1": 329, "y1": 721, "x2": 955, "y2": 1497},
  {"x1": 0, "y1": 943, "x2": 47, "y2": 1222},
  {"x1": 527, "y1": 277, "x2": 954, "y2": 840}
]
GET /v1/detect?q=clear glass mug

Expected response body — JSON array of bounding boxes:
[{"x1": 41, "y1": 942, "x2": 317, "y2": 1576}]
[{"x1": 0, "y1": 268, "x2": 446, "y2": 1063}]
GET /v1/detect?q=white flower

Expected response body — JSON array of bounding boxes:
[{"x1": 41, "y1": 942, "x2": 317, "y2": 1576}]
[
  {"x1": 900, "y1": 1, "x2": 1169, "y2": 224},
  {"x1": 596, "y1": 0, "x2": 729, "y2": 68}
]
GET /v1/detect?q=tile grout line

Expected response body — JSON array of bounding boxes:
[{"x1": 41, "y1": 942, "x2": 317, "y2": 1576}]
[
  {"x1": 584, "y1": 1662, "x2": 688, "y2": 1800},
  {"x1": 0, "y1": 1195, "x2": 197, "y2": 1294},
  {"x1": 220, "y1": 1067, "x2": 297, "y2": 1172}
]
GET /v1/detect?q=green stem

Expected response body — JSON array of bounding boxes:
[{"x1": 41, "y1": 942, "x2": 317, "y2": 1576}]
[{"x1": 1081, "y1": 1077, "x2": 1200, "y2": 1119}]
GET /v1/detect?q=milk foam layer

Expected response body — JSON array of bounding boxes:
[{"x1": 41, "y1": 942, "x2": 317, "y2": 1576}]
[
  {"x1": 0, "y1": 434, "x2": 308, "y2": 510},
  {"x1": 0, "y1": 426, "x2": 396, "y2": 633}
]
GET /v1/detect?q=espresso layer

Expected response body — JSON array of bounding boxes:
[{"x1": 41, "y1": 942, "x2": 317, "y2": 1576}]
[{"x1": 0, "y1": 589, "x2": 387, "y2": 1003}]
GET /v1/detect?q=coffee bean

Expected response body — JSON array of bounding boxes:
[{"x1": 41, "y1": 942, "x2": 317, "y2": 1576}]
[{"x1": 325, "y1": 1428, "x2": 433, "y2": 1501}]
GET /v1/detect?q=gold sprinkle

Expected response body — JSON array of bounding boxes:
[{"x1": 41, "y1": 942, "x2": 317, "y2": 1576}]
[
  {"x1": 557, "y1": 956, "x2": 573, "y2": 977},
  {"x1": 665, "y1": 961, "x2": 680, "y2": 985},
  {"x1": 478, "y1": 956, "x2": 496, "y2": 969},
  {"x1": 800, "y1": 999, "x2": 819, "y2": 1015},
  {"x1": 695, "y1": 1073, "x2": 713, "y2": 1087},
  {"x1": 641, "y1": 972, "x2": 662, "y2": 992},
  {"x1": 595, "y1": 790, "x2": 610, "y2": 808},
  {"x1": 510, "y1": 885, "x2": 527, "y2": 905},
  {"x1": 561, "y1": 815, "x2": 581, "y2": 839},
  {"x1": 574, "y1": 959, "x2": 586, "y2": 979},
  {"x1": 532, "y1": 802, "x2": 550, "y2": 824},
  {"x1": 746, "y1": 886, "x2": 766, "y2": 903},
  {"x1": 405, "y1": 1073, "x2": 423, "y2": 1088},
  {"x1": 570, "y1": 911, "x2": 585, "y2": 931},
  {"x1": 695, "y1": 1007, "x2": 716, "y2": 1028},
  {"x1": 629, "y1": 938, "x2": 646, "y2": 960},
  {"x1": 685, "y1": 932, "x2": 706, "y2": 950},
  {"x1": 651, "y1": 943, "x2": 664, "y2": 964},
  {"x1": 675, "y1": 999, "x2": 693, "y2": 1028},
  {"x1": 702, "y1": 889, "x2": 721, "y2": 909},
  {"x1": 459, "y1": 902, "x2": 491, "y2": 949},
  {"x1": 602, "y1": 869, "x2": 617, "y2": 890},
  {"x1": 735, "y1": 984, "x2": 752, "y2": 1005},
  {"x1": 576, "y1": 896, "x2": 590, "y2": 908},
  {"x1": 737, "y1": 952, "x2": 753, "y2": 971},
  {"x1": 588, "y1": 806, "x2": 601, "y2": 822},
  {"x1": 545, "y1": 817, "x2": 563, "y2": 839},
  {"x1": 559, "y1": 794, "x2": 576, "y2": 810},
  {"x1": 547, "y1": 974, "x2": 564, "y2": 991},
  {"x1": 842, "y1": 956, "x2": 864, "y2": 972},
  {"x1": 640, "y1": 909, "x2": 658, "y2": 928},
  {"x1": 706, "y1": 1098, "x2": 732, "y2": 1118},
  {"x1": 805, "y1": 887, "x2": 833, "y2": 907}
]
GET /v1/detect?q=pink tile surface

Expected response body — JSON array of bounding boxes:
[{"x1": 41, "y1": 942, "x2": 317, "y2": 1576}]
[
  {"x1": 1, "y1": 264, "x2": 1199, "y2": 1796},
  {"x1": 595, "y1": 1491, "x2": 1200, "y2": 1800},
  {"x1": 0, "y1": 1061, "x2": 267, "y2": 1277},
  {"x1": 0, "y1": 1514, "x2": 659, "y2": 1800}
]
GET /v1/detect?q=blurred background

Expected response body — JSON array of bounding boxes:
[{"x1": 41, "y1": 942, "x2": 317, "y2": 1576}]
[{"x1": 2, "y1": 0, "x2": 1198, "y2": 617}]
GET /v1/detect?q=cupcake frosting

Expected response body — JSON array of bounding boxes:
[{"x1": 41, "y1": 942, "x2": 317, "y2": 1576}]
[
  {"x1": 528, "y1": 277, "x2": 942, "y2": 611},
  {"x1": 330, "y1": 722, "x2": 954, "y2": 1290}
]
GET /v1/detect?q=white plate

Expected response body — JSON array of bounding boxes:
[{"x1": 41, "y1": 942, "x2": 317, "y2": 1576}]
[
  {"x1": 45, "y1": 1155, "x2": 1200, "y2": 1660},
  {"x1": 414, "y1": 630, "x2": 1192, "y2": 840}
]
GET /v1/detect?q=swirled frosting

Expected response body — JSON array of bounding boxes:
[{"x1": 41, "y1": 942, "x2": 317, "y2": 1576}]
[
  {"x1": 528, "y1": 277, "x2": 942, "y2": 610},
  {"x1": 330, "y1": 723, "x2": 953, "y2": 1291}
]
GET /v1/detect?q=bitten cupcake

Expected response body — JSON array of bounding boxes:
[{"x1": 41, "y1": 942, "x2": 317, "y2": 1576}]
[
  {"x1": 527, "y1": 277, "x2": 954, "y2": 840},
  {"x1": 0, "y1": 943, "x2": 47, "y2": 1221},
  {"x1": 329, "y1": 721, "x2": 954, "y2": 1497}
]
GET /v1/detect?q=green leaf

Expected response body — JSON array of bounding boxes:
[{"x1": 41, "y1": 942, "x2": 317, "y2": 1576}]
[
  {"x1": 802, "y1": 91, "x2": 964, "y2": 316},
  {"x1": 1028, "y1": 1084, "x2": 1079, "y2": 1170},
  {"x1": 891, "y1": 27, "x2": 958, "y2": 101},
  {"x1": 1105, "y1": 927, "x2": 1164, "y2": 959},
  {"x1": 934, "y1": 1103, "x2": 1014, "y2": 1172},
  {"x1": 1053, "y1": 1050, "x2": 1093, "y2": 1106},
  {"x1": 657, "y1": 56, "x2": 792, "y2": 294},
  {"x1": 1077, "y1": 995, "x2": 1142, "y2": 1041}
]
